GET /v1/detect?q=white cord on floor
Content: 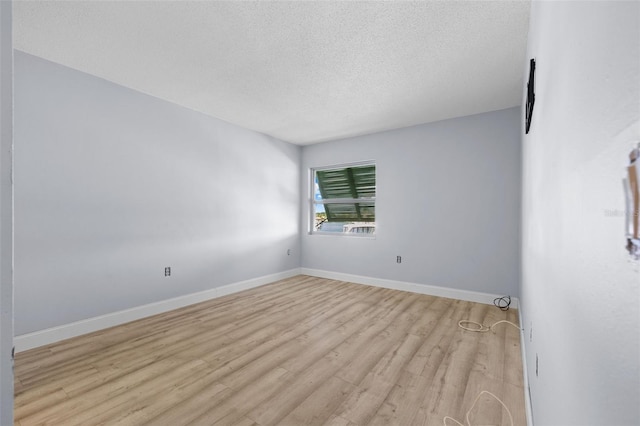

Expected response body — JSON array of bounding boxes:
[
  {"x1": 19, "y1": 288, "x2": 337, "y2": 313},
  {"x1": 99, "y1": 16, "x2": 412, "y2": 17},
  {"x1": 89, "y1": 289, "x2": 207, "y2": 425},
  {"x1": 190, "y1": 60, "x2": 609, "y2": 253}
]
[
  {"x1": 457, "y1": 319, "x2": 522, "y2": 333},
  {"x1": 441, "y1": 319, "x2": 520, "y2": 425},
  {"x1": 443, "y1": 390, "x2": 514, "y2": 426}
]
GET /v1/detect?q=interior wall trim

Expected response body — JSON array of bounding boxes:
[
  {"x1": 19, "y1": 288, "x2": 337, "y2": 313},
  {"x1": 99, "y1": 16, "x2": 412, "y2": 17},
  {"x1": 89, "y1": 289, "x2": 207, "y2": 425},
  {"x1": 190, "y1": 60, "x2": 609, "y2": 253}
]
[
  {"x1": 301, "y1": 268, "x2": 520, "y2": 309},
  {"x1": 16, "y1": 268, "x2": 521, "y2": 352},
  {"x1": 14, "y1": 268, "x2": 302, "y2": 352}
]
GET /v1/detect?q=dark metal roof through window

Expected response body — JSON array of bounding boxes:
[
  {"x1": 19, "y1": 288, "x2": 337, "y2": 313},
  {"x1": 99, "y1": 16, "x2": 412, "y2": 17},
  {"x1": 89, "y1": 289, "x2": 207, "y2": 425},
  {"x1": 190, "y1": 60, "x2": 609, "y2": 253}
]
[{"x1": 316, "y1": 164, "x2": 376, "y2": 222}]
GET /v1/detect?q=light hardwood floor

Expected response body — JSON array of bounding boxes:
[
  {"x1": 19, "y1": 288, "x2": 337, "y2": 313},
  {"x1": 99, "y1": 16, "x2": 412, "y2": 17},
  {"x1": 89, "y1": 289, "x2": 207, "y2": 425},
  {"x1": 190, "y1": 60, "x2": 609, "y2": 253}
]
[{"x1": 14, "y1": 275, "x2": 525, "y2": 425}]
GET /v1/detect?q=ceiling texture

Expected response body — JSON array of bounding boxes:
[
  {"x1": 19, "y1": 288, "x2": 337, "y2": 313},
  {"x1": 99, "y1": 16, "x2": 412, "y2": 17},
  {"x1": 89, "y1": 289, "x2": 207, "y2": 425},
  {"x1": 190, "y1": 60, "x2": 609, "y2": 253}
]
[{"x1": 13, "y1": 1, "x2": 531, "y2": 145}]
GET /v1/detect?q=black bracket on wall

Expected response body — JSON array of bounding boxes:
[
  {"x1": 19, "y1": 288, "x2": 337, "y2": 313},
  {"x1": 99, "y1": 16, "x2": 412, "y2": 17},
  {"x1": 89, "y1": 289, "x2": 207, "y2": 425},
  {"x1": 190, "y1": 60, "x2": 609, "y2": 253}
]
[{"x1": 525, "y1": 58, "x2": 536, "y2": 134}]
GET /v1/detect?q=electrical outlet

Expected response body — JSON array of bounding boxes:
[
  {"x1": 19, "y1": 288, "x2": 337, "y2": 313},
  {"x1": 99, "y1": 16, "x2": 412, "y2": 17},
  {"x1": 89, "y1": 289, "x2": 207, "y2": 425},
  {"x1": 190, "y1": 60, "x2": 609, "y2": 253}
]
[
  {"x1": 396, "y1": 255, "x2": 402, "y2": 263},
  {"x1": 164, "y1": 267, "x2": 171, "y2": 277}
]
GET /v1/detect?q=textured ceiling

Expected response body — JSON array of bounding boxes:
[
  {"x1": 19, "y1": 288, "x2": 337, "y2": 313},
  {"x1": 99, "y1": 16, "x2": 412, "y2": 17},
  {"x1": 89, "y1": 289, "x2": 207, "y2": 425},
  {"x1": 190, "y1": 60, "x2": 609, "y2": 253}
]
[{"x1": 13, "y1": 1, "x2": 530, "y2": 145}]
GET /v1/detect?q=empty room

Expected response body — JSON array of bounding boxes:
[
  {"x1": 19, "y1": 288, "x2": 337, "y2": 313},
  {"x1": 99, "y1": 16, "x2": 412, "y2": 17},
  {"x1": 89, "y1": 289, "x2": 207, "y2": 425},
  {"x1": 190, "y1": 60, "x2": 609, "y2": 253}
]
[{"x1": 0, "y1": 0, "x2": 639, "y2": 425}]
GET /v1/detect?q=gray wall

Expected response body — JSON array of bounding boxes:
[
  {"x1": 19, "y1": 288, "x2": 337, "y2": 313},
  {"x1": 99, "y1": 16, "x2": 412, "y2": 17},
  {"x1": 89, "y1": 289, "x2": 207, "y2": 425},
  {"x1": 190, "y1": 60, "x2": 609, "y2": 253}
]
[
  {"x1": 14, "y1": 51, "x2": 301, "y2": 335},
  {"x1": 301, "y1": 107, "x2": 521, "y2": 297},
  {"x1": 521, "y1": 1, "x2": 639, "y2": 424},
  {"x1": 0, "y1": 1, "x2": 13, "y2": 424}
]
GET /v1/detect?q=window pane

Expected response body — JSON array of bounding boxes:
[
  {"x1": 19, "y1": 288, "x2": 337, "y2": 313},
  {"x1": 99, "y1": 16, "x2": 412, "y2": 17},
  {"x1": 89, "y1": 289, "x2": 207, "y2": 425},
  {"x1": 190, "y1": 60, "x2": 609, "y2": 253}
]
[
  {"x1": 316, "y1": 165, "x2": 375, "y2": 200},
  {"x1": 312, "y1": 163, "x2": 375, "y2": 234},
  {"x1": 322, "y1": 202, "x2": 375, "y2": 222},
  {"x1": 316, "y1": 221, "x2": 376, "y2": 234}
]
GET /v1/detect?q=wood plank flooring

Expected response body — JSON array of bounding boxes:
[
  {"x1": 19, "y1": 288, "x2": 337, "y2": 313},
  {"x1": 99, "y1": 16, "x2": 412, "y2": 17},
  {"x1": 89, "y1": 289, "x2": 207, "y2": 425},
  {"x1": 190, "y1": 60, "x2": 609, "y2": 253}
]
[{"x1": 14, "y1": 275, "x2": 525, "y2": 425}]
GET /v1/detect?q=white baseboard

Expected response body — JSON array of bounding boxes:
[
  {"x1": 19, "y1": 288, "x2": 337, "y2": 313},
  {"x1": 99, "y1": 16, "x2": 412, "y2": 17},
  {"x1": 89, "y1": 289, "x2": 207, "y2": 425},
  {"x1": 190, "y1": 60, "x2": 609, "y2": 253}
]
[
  {"x1": 301, "y1": 268, "x2": 519, "y2": 308},
  {"x1": 16, "y1": 268, "x2": 520, "y2": 353},
  {"x1": 14, "y1": 268, "x2": 302, "y2": 352}
]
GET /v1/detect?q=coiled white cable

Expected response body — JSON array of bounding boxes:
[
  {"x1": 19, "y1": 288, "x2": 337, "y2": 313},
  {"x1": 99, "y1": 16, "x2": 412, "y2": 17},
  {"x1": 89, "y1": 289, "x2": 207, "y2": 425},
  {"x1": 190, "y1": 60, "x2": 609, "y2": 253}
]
[
  {"x1": 457, "y1": 319, "x2": 522, "y2": 333},
  {"x1": 443, "y1": 390, "x2": 514, "y2": 426},
  {"x1": 444, "y1": 319, "x2": 521, "y2": 425}
]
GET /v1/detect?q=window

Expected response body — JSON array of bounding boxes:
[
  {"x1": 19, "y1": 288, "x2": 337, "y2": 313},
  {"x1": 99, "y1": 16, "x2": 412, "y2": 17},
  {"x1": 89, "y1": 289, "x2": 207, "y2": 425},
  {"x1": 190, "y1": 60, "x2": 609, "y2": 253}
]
[{"x1": 311, "y1": 162, "x2": 376, "y2": 235}]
